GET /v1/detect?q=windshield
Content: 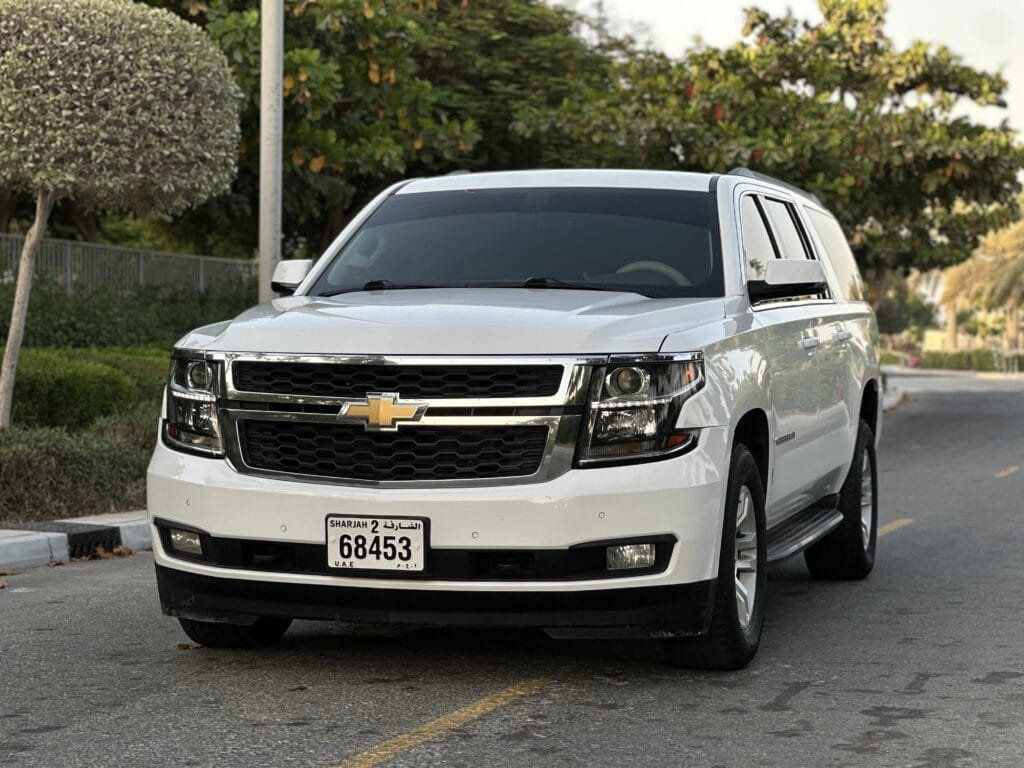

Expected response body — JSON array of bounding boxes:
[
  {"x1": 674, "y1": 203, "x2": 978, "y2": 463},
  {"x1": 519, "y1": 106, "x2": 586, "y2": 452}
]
[{"x1": 310, "y1": 187, "x2": 723, "y2": 299}]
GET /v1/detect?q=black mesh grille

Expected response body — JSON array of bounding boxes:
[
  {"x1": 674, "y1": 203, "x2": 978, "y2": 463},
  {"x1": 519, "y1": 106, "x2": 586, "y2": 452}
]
[
  {"x1": 232, "y1": 362, "x2": 563, "y2": 399},
  {"x1": 239, "y1": 420, "x2": 549, "y2": 482}
]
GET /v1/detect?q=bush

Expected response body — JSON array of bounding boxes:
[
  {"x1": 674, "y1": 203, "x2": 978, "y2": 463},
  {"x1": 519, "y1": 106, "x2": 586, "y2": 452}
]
[
  {"x1": 9, "y1": 349, "x2": 136, "y2": 429},
  {"x1": 62, "y1": 346, "x2": 170, "y2": 403},
  {"x1": 0, "y1": 280, "x2": 252, "y2": 348},
  {"x1": 879, "y1": 350, "x2": 904, "y2": 366},
  {"x1": 919, "y1": 350, "x2": 1000, "y2": 372},
  {"x1": 0, "y1": 406, "x2": 156, "y2": 523}
]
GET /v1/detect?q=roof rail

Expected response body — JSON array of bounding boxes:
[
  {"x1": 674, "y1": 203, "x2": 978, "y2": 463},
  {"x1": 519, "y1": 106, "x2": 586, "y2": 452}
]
[
  {"x1": 445, "y1": 169, "x2": 472, "y2": 176},
  {"x1": 727, "y1": 167, "x2": 823, "y2": 206}
]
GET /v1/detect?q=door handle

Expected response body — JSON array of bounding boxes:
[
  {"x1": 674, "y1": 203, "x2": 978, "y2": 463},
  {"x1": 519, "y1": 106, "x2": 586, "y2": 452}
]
[
  {"x1": 834, "y1": 330, "x2": 852, "y2": 343},
  {"x1": 799, "y1": 336, "x2": 820, "y2": 350}
]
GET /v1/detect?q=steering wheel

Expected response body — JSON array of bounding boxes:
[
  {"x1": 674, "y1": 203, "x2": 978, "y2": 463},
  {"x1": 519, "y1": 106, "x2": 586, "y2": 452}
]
[{"x1": 616, "y1": 260, "x2": 691, "y2": 286}]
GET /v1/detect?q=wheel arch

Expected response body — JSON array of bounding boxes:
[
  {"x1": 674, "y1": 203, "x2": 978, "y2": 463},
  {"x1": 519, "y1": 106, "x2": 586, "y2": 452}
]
[
  {"x1": 860, "y1": 378, "x2": 879, "y2": 435},
  {"x1": 732, "y1": 408, "x2": 770, "y2": 491}
]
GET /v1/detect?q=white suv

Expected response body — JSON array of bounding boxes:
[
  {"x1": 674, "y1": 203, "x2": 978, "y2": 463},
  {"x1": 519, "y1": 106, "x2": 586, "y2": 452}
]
[{"x1": 149, "y1": 169, "x2": 880, "y2": 669}]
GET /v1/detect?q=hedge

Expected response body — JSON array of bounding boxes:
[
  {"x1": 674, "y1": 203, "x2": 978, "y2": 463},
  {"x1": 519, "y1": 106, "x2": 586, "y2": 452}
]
[
  {"x1": 10, "y1": 350, "x2": 135, "y2": 429},
  {"x1": 0, "y1": 280, "x2": 251, "y2": 348},
  {"x1": 0, "y1": 346, "x2": 168, "y2": 430},
  {"x1": 0, "y1": 404, "x2": 156, "y2": 523},
  {"x1": 919, "y1": 350, "x2": 1000, "y2": 372}
]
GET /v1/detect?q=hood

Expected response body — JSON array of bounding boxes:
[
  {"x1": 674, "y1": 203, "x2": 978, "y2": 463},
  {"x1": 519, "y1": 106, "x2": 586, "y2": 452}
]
[{"x1": 183, "y1": 289, "x2": 727, "y2": 355}]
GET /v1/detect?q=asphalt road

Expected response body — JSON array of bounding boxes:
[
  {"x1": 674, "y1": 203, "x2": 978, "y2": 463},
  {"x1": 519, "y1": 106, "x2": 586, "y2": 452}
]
[{"x1": 2, "y1": 378, "x2": 1023, "y2": 768}]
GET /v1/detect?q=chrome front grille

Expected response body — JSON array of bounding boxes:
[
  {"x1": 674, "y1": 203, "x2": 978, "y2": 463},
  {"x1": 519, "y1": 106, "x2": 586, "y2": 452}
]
[
  {"x1": 233, "y1": 361, "x2": 564, "y2": 399},
  {"x1": 216, "y1": 354, "x2": 594, "y2": 488}
]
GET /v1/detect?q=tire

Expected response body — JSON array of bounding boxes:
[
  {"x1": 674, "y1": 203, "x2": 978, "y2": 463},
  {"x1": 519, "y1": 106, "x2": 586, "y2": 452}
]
[
  {"x1": 177, "y1": 617, "x2": 292, "y2": 648},
  {"x1": 662, "y1": 443, "x2": 767, "y2": 670},
  {"x1": 804, "y1": 418, "x2": 877, "y2": 580}
]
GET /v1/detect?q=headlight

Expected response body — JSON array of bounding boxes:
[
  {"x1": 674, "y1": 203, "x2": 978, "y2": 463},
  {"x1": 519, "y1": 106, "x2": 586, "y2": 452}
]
[
  {"x1": 576, "y1": 355, "x2": 704, "y2": 466},
  {"x1": 163, "y1": 353, "x2": 223, "y2": 456}
]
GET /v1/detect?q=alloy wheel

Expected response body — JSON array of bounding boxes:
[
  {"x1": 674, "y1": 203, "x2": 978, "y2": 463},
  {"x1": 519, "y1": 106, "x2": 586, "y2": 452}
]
[
  {"x1": 735, "y1": 485, "x2": 758, "y2": 629},
  {"x1": 860, "y1": 448, "x2": 873, "y2": 550}
]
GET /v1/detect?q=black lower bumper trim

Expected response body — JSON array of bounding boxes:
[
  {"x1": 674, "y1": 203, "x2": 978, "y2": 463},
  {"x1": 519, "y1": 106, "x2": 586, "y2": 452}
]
[{"x1": 156, "y1": 564, "x2": 715, "y2": 640}]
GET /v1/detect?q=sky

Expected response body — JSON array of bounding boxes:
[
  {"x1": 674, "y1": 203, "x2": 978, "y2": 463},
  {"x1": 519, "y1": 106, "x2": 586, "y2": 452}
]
[{"x1": 559, "y1": 0, "x2": 1023, "y2": 132}]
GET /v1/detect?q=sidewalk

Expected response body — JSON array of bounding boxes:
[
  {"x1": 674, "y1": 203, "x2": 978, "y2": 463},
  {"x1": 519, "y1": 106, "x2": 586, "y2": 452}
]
[{"x1": 0, "y1": 511, "x2": 151, "y2": 571}]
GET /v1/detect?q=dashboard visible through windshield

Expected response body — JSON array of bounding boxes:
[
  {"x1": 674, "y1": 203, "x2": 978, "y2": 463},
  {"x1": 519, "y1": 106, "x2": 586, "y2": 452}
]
[{"x1": 310, "y1": 187, "x2": 723, "y2": 299}]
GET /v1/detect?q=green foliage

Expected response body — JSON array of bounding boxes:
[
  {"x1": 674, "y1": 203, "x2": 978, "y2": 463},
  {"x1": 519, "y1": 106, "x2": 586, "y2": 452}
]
[
  {"x1": 8, "y1": 350, "x2": 135, "y2": 429},
  {"x1": 0, "y1": 281, "x2": 253, "y2": 348},
  {"x1": 875, "y1": 290, "x2": 935, "y2": 335},
  {"x1": 149, "y1": 0, "x2": 484, "y2": 255},
  {"x1": 0, "y1": 0, "x2": 242, "y2": 215},
  {"x1": 944, "y1": 217, "x2": 1024, "y2": 311},
  {"x1": 0, "y1": 345, "x2": 166, "y2": 520},
  {"x1": 0, "y1": 404, "x2": 155, "y2": 523},
  {"x1": 140, "y1": 0, "x2": 615, "y2": 254},
  {"x1": 879, "y1": 349, "x2": 904, "y2": 366},
  {"x1": 919, "y1": 349, "x2": 999, "y2": 371},
  {"x1": 527, "y1": 0, "x2": 1024, "y2": 277}
]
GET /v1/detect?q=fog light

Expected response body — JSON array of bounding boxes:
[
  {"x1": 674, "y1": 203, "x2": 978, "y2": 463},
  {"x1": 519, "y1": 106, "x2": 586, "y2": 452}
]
[
  {"x1": 606, "y1": 543, "x2": 656, "y2": 570},
  {"x1": 168, "y1": 528, "x2": 203, "y2": 556}
]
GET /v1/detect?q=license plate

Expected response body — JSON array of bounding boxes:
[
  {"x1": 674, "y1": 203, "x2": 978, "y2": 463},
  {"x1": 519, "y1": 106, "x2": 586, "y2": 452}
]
[{"x1": 325, "y1": 515, "x2": 426, "y2": 572}]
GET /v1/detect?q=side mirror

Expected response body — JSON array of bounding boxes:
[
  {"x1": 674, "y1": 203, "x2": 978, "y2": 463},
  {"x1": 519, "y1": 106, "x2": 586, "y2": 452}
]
[
  {"x1": 270, "y1": 259, "x2": 313, "y2": 296},
  {"x1": 748, "y1": 259, "x2": 828, "y2": 303}
]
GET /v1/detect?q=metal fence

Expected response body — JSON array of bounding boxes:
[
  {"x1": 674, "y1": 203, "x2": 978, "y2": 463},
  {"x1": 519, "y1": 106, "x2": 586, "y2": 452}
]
[{"x1": 0, "y1": 233, "x2": 257, "y2": 294}]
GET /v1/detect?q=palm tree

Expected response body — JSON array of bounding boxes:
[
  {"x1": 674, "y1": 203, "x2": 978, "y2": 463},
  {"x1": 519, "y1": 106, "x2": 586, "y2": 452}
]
[{"x1": 943, "y1": 220, "x2": 1024, "y2": 352}]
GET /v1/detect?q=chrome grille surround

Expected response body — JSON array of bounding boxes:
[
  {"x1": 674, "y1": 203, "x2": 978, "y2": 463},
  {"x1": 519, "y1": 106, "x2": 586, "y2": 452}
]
[
  {"x1": 214, "y1": 353, "x2": 594, "y2": 488},
  {"x1": 193, "y1": 352, "x2": 701, "y2": 489}
]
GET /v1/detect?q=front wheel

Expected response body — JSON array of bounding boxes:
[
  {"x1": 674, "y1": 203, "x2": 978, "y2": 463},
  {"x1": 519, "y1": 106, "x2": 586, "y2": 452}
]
[
  {"x1": 662, "y1": 443, "x2": 767, "y2": 670},
  {"x1": 804, "y1": 418, "x2": 877, "y2": 580},
  {"x1": 177, "y1": 617, "x2": 292, "y2": 648}
]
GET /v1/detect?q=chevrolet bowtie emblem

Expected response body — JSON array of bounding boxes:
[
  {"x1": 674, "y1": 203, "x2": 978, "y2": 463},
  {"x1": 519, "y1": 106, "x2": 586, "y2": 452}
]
[{"x1": 338, "y1": 392, "x2": 429, "y2": 431}]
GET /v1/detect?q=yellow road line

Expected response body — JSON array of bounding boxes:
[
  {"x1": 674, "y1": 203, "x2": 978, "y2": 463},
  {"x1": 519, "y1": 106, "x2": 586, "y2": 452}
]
[
  {"x1": 994, "y1": 465, "x2": 1019, "y2": 479},
  {"x1": 331, "y1": 677, "x2": 552, "y2": 768},
  {"x1": 878, "y1": 518, "x2": 913, "y2": 537}
]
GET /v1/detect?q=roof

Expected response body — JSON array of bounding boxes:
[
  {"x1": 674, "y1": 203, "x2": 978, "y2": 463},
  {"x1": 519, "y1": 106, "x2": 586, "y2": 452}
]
[{"x1": 397, "y1": 169, "x2": 716, "y2": 194}]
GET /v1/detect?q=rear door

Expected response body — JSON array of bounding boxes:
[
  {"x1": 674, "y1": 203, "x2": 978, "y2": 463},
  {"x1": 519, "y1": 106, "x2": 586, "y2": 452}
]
[
  {"x1": 738, "y1": 193, "x2": 825, "y2": 523},
  {"x1": 799, "y1": 205, "x2": 873, "y2": 492}
]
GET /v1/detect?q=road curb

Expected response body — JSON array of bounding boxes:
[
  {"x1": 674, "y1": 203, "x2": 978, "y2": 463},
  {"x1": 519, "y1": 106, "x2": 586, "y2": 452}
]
[{"x1": 0, "y1": 511, "x2": 150, "y2": 571}]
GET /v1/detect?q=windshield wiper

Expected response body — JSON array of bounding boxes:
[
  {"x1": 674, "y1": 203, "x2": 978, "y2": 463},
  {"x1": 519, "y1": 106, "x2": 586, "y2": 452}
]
[
  {"x1": 318, "y1": 280, "x2": 440, "y2": 297},
  {"x1": 520, "y1": 276, "x2": 632, "y2": 293}
]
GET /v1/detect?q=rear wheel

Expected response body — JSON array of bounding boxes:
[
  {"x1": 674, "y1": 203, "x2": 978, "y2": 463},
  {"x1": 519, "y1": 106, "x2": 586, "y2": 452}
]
[
  {"x1": 804, "y1": 418, "x2": 877, "y2": 580},
  {"x1": 177, "y1": 617, "x2": 292, "y2": 648},
  {"x1": 662, "y1": 443, "x2": 767, "y2": 670}
]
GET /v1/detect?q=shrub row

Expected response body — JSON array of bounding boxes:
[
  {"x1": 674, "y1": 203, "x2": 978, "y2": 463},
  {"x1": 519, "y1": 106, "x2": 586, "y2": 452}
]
[
  {"x1": 919, "y1": 350, "x2": 1000, "y2": 371},
  {"x1": 6, "y1": 346, "x2": 168, "y2": 429},
  {"x1": 0, "y1": 280, "x2": 252, "y2": 348},
  {"x1": 878, "y1": 350, "x2": 904, "y2": 366},
  {"x1": 0, "y1": 404, "x2": 156, "y2": 523}
]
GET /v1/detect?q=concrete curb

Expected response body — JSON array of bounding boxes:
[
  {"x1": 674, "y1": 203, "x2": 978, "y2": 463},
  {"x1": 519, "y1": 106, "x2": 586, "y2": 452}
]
[{"x1": 0, "y1": 511, "x2": 150, "y2": 572}]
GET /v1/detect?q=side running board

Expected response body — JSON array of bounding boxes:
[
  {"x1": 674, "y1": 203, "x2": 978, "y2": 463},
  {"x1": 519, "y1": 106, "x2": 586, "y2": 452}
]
[{"x1": 766, "y1": 504, "x2": 844, "y2": 563}]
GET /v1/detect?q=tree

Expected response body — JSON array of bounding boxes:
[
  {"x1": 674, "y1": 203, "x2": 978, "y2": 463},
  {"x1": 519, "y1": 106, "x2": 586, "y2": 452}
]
[
  {"x1": 525, "y1": 0, "x2": 1024, "y2": 281},
  {"x1": 141, "y1": 0, "x2": 614, "y2": 255},
  {"x1": 144, "y1": 0, "x2": 482, "y2": 255},
  {"x1": 0, "y1": 0, "x2": 242, "y2": 427},
  {"x1": 944, "y1": 219, "x2": 1024, "y2": 351}
]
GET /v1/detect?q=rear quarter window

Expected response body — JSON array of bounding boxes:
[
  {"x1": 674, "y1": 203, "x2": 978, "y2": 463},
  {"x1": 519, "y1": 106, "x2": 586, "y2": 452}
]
[{"x1": 805, "y1": 208, "x2": 866, "y2": 302}]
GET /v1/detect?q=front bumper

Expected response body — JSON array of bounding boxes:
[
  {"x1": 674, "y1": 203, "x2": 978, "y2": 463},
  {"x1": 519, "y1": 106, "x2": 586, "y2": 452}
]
[
  {"x1": 156, "y1": 564, "x2": 716, "y2": 639},
  {"x1": 148, "y1": 425, "x2": 729, "y2": 634}
]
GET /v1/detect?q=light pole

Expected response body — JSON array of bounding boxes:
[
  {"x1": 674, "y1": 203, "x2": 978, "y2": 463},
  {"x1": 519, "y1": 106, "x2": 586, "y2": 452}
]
[{"x1": 258, "y1": 0, "x2": 284, "y2": 303}]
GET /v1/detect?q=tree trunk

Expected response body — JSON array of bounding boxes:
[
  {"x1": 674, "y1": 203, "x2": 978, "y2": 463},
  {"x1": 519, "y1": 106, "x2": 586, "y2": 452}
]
[
  {"x1": 944, "y1": 300, "x2": 958, "y2": 350},
  {"x1": 0, "y1": 190, "x2": 55, "y2": 428},
  {"x1": 1007, "y1": 304, "x2": 1020, "y2": 353}
]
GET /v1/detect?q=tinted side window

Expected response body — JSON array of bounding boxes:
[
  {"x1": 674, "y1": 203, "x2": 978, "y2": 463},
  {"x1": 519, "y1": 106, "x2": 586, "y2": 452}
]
[
  {"x1": 762, "y1": 199, "x2": 810, "y2": 260},
  {"x1": 739, "y1": 196, "x2": 776, "y2": 280},
  {"x1": 806, "y1": 208, "x2": 866, "y2": 302}
]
